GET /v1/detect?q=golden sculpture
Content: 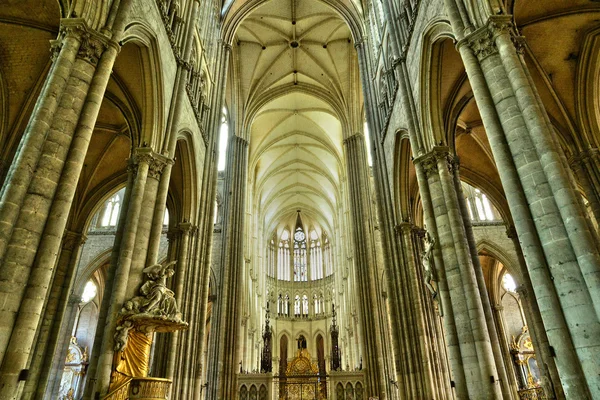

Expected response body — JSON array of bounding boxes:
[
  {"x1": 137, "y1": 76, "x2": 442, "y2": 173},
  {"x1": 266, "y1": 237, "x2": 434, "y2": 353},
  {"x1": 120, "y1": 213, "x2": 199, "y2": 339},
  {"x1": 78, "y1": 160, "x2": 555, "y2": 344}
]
[
  {"x1": 109, "y1": 260, "x2": 188, "y2": 392},
  {"x1": 280, "y1": 349, "x2": 324, "y2": 400}
]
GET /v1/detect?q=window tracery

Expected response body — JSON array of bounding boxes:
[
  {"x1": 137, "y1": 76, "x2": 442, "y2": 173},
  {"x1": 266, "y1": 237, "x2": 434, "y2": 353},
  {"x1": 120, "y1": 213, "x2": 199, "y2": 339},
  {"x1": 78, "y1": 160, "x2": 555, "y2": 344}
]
[
  {"x1": 462, "y1": 182, "x2": 501, "y2": 222},
  {"x1": 310, "y1": 230, "x2": 323, "y2": 280},
  {"x1": 268, "y1": 226, "x2": 332, "y2": 282},
  {"x1": 99, "y1": 193, "x2": 121, "y2": 227},
  {"x1": 278, "y1": 230, "x2": 291, "y2": 281},
  {"x1": 293, "y1": 227, "x2": 307, "y2": 282}
]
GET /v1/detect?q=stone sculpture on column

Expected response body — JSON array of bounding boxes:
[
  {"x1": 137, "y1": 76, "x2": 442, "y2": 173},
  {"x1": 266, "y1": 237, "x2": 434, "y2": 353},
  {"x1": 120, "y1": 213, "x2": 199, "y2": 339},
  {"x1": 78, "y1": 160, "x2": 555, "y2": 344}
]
[
  {"x1": 110, "y1": 260, "x2": 188, "y2": 389},
  {"x1": 421, "y1": 230, "x2": 442, "y2": 316}
]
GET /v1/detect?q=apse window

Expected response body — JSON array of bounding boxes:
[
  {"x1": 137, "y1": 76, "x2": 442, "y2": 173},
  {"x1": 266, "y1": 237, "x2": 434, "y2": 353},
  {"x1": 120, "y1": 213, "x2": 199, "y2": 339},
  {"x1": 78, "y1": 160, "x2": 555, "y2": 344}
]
[{"x1": 81, "y1": 280, "x2": 97, "y2": 303}]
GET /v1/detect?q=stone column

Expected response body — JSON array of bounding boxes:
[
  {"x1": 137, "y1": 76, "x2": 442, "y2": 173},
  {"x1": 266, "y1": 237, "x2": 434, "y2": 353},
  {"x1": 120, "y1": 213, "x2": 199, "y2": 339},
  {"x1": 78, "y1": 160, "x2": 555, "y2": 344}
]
[
  {"x1": 397, "y1": 223, "x2": 452, "y2": 399},
  {"x1": 570, "y1": 148, "x2": 600, "y2": 230},
  {"x1": 0, "y1": 20, "x2": 87, "y2": 260},
  {"x1": 451, "y1": 14, "x2": 599, "y2": 397},
  {"x1": 206, "y1": 135, "x2": 249, "y2": 399},
  {"x1": 451, "y1": 158, "x2": 515, "y2": 399},
  {"x1": 166, "y1": 223, "x2": 192, "y2": 382},
  {"x1": 85, "y1": 148, "x2": 153, "y2": 398},
  {"x1": 23, "y1": 230, "x2": 86, "y2": 400},
  {"x1": 190, "y1": 40, "x2": 232, "y2": 400},
  {"x1": 0, "y1": 21, "x2": 108, "y2": 370},
  {"x1": 410, "y1": 227, "x2": 453, "y2": 399},
  {"x1": 507, "y1": 226, "x2": 563, "y2": 398},
  {"x1": 123, "y1": 153, "x2": 169, "y2": 294},
  {"x1": 414, "y1": 148, "x2": 501, "y2": 399},
  {"x1": 411, "y1": 157, "x2": 467, "y2": 398},
  {"x1": 46, "y1": 294, "x2": 83, "y2": 398},
  {"x1": 343, "y1": 133, "x2": 388, "y2": 399},
  {"x1": 179, "y1": 227, "x2": 202, "y2": 400}
]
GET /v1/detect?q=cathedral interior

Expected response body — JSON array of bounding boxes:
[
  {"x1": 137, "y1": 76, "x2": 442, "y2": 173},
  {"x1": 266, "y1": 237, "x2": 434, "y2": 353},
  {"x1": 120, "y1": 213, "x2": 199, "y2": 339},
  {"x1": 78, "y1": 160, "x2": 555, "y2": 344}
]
[{"x1": 0, "y1": 0, "x2": 599, "y2": 399}]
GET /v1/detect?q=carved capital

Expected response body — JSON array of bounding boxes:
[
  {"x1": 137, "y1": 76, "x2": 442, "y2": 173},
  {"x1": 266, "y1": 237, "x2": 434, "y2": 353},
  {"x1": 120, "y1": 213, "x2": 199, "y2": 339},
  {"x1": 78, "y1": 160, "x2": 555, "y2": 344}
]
[
  {"x1": 59, "y1": 19, "x2": 108, "y2": 66},
  {"x1": 505, "y1": 225, "x2": 518, "y2": 240},
  {"x1": 69, "y1": 293, "x2": 83, "y2": 304},
  {"x1": 343, "y1": 132, "x2": 364, "y2": 146},
  {"x1": 166, "y1": 229, "x2": 180, "y2": 242},
  {"x1": 459, "y1": 15, "x2": 516, "y2": 62},
  {"x1": 354, "y1": 37, "x2": 366, "y2": 49},
  {"x1": 219, "y1": 39, "x2": 232, "y2": 52},
  {"x1": 132, "y1": 147, "x2": 173, "y2": 179},
  {"x1": 487, "y1": 15, "x2": 513, "y2": 38},
  {"x1": 414, "y1": 152, "x2": 437, "y2": 178},
  {"x1": 414, "y1": 146, "x2": 454, "y2": 178},
  {"x1": 148, "y1": 157, "x2": 169, "y2": 179},
  {"x1": 49, "y1": 39, "x2": 63, "y2": 62},
  {"x1": 514, "y1": 284, "x2": 525, "y2": 296},
  {"x1": 77, "y1": 32, "x2": 107, "y2": 65},
  {"x1": 133, "y1": 147, "x2": 155, "y2": 165},
  {"x1": 176, "y1": 54, "x2": 194, "y2": 71},
  {"x1": 178, "y1": 222, "x2": 193, "y2": 233},
  {"x1": 569, "y1": 148, "x2": 599, "y2": 168},
  {"x1": 394, "y1": 222, "x2": 414, "y2": 236},
  {"x1": 62, "y1": 230, "x2": 86, "y2": 250}
]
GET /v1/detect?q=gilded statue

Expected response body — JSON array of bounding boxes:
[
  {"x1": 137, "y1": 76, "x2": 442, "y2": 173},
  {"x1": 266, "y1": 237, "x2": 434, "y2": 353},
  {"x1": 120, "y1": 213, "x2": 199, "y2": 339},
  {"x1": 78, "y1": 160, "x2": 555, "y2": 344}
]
[{"x1": 110, "y1": 260, "x2": 188, "y2": 390}]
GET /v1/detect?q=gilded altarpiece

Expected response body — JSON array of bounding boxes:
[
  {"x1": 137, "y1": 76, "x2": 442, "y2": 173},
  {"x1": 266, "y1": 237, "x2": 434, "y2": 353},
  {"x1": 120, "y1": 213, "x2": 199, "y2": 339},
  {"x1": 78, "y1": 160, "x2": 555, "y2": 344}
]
[{"x1": 276, "y1": 349, "x2": 326, "y2": 400}]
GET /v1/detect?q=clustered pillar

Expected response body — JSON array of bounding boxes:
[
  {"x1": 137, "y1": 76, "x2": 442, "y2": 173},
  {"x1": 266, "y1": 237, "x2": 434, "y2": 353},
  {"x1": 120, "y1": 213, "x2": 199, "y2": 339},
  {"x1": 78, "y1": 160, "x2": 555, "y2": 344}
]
[
  {"x1": 343, "y1": 133, "x2": 389, "y2": 399},
  {"x1": 448, "y1": 12, "x2": 600, "y2": 398},
  {"x1": 414, "y1": 147, "x2": 501, "y2": 399},
  {"x1": 0, "y1": 13, "x2": 128, "y2": 398},
  {"x1": 205, "y1": 134, "x2": 248, "y2": 399}
]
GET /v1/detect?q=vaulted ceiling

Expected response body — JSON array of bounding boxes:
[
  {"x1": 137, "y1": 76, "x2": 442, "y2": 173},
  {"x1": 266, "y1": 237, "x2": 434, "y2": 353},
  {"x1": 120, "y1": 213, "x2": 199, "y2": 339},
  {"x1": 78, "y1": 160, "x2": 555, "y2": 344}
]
[{"x1": 231, "y1": 0, "x2": 360, "y2": 237}]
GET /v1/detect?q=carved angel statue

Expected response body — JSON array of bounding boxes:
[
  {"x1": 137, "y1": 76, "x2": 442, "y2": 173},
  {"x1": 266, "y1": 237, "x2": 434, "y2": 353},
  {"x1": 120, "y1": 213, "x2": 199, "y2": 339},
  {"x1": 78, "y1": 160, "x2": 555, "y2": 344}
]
[
  {"x1": 140, "y1": 261, "x2": 179, "y2": 319},
  {"x1": 421, "y1": 230, "x2": 438, "y2": 300},
  {"x1": 114, "y1": 320, "x2": 133, "y2": 353},
  {"x1": 121, "y1": 260, "x2": 182, "y2": 322}
]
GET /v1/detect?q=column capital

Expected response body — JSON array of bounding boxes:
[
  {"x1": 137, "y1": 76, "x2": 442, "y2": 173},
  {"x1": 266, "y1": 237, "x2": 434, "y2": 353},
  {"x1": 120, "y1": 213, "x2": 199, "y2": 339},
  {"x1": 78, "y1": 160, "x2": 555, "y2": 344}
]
[
  {"x1": 62, "y1": 230, "x2": 86, "y2": 250},
  {"x1": 68, "y1": 293, "x2": 82, "y2": 304},
  {"x1": 353, "y1": 37, "x2": 366, "y2": 49},
  {"x1": 175, "y1": 54, "x2": 194, "y2": 71},
  {"x1": 132, "y1": 147, "x2": 173, "y2": 179},
  {"x1": 515, "y1": 285, "x2": 527, "y2": 298},
  {"x1": 166, "y1": 229, "x2": 181, "y2": 242},
  {"x1": 178, "y1": 222, "x2": 194, "y2": 233},
  {"x1": 505, "y1": 225, "x2": 518, "y2": 240},
  {"x1": 457, "y1": 15, "x2": 516, "y2": 61},
  {"x1": 394, "y1": 222, "x2": 416, "y2": 235},
  {"x1": 414, "y1": 146, "x2": 452, "y2": 177},
  {"x1": 232, "y1": 135, "x2": 249, "y2": 148},
  {"x1": 219, "y1": 40, "x2": 233, "y2": 52},
  {"x1": 343, "y1": 133, "x2": 364, "y2": 146},
  {"x1": 568, "y1": 147, "x2": 599, "y2": 168},
  {"x1": 58, "y1": 18, "x2": 109, "y2": 66}
]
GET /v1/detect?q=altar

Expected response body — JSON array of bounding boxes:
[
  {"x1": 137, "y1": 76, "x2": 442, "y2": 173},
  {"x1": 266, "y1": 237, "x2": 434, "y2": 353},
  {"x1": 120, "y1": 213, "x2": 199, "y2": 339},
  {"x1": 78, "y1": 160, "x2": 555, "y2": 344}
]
[{"x1": 276, "y1": 349, "x2": 326, "y2": 400}]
